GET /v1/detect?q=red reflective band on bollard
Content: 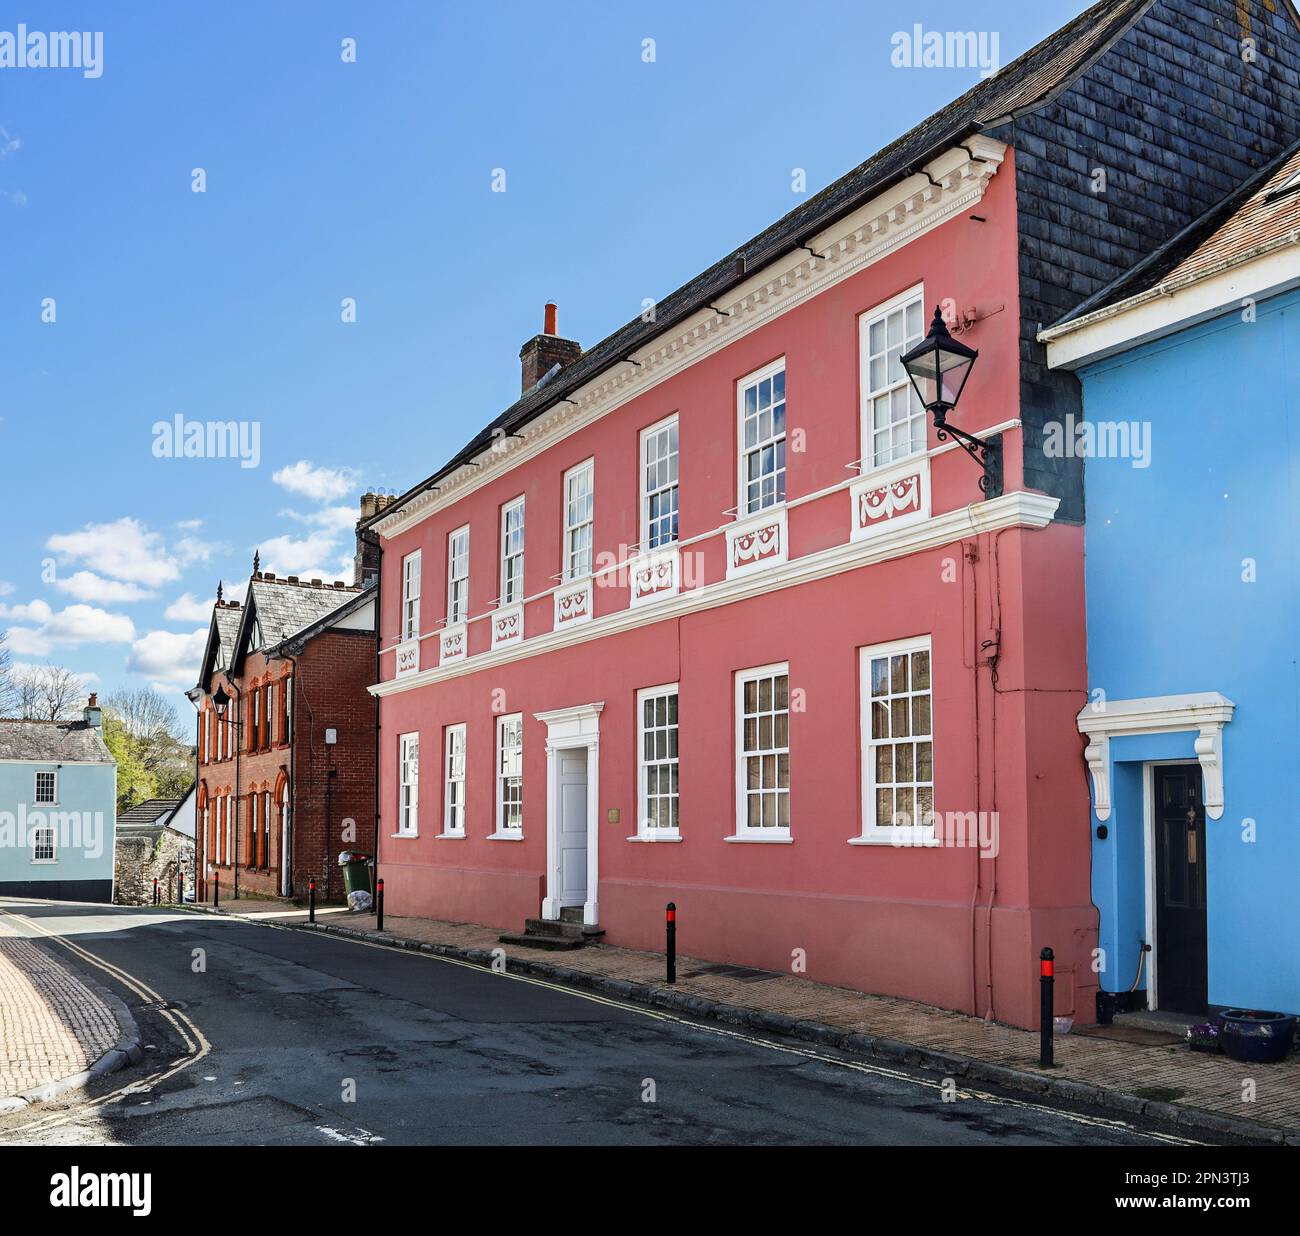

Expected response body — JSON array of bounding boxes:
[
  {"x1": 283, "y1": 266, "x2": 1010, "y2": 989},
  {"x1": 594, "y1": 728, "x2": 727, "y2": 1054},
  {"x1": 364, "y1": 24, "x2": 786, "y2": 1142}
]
[{"x1": 1040, "y1": 957, "x2": 1054, "y2": 978}]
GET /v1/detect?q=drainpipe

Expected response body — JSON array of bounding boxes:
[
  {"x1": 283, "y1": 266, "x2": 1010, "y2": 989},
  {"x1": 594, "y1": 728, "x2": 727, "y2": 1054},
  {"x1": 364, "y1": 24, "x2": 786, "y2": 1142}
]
[{"x1": 372, "y1": 544, "x2": 383, "y2": 901}]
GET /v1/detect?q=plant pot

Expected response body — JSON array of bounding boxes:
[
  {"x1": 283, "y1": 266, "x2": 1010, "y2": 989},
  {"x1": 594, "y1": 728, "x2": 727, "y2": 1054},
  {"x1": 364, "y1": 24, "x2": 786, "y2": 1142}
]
[{"x1": 1216, "y1": 1010, "x2": 1296, "y2": 1064}]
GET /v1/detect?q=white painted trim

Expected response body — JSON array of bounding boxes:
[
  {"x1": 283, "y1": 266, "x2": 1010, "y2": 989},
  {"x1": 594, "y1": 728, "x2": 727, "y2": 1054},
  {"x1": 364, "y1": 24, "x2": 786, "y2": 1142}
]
[
  {"x1": 536, "y1": 702, "x2": 603, "y2": 925},
  {"x1": 726, "y1": 506, "x2": 788, "y2": 579},
  {"x1": 1076, "y1": 692, "x2": 1234, "y2": 821},
  {"x1": 442, "y1": 722, "x2": 466, "y2": 837},
  {"x1": 375, "y1": 138, "x2": 1008, "y2": 541},
  {"x1": 372, "y1": 491, "x2": 1058, "y2": 696},
  {"x1": 639, "y1": 412, "x2": 679, "y2": 552},
  {"x1": 636, "y1": 683, "x2": 680, "y2": 840},
  {"x1": 499, "y1": 495, "x2": 526, "y2": 607},
  {"x1": 850, "y1": 456, "x2": 931, "y2": 543},
  {"x1": 734, "y1": 661, "x2": 791, "y2": 841},
  {"x1": 562, "y1": 457, "x2": 595, "y2": 583},
  {"x1": 377, "y1": 418, "x2": 1023, "y2": 658},
  {"x1": 858, "y1": 282, "x2": 926, "y2": 471},
  {"x1": 1043, "y1": 244, "x2": 1300, "y2": 370},
  {"x1": 396, "y1": 731, "x2": 419, "y2": 837},
  {"x1": 494, "y1": 713, "x2": 524, "y2": 837},
  {"x1": 736, "y1": 357, "x2": 788, "y2": 517},
  {"x1": 446, "y1": 524, "x2": 470, "y2": 627},
  {"x1": 490, "y1": 602, "x2": 524, "y2": 649},
  {"x1": 401, "y1": 549, "x2": 422, "y2": 641},
  {"x1": 857, "y1": 634, "x2": 935, "y2": 846}
]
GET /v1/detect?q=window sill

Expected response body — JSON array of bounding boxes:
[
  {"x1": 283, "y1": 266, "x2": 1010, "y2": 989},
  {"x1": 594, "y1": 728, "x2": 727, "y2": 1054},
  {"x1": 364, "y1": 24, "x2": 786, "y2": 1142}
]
[
  {"x1": 31, "y1": 859, "x2": 58, "y2": 865},
  {"x1": 626, "y1": 833, "x2": 682, "y2": 843},
  {"x1": 849, "y1": 832, "x2": 939, "y2": 848},
  {"x1": 435, "y1": 831, "x2": 466, "y2": 840},
  {"x1": 390, "y1": 831, "x2": 418, "y2": 840},
  {"x1": 486, "y1": 831, "x2": 524, "y2": 841},
  {"x1": 723, "y1": 833, "x2": 792, "y2": 844}
]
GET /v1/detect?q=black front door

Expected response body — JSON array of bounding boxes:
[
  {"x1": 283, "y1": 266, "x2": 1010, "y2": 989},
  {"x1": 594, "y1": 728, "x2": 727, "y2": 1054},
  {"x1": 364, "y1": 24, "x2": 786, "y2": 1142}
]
[{"x1": 1153, "y1": 764, "x2": 1208, "y2": 1013}]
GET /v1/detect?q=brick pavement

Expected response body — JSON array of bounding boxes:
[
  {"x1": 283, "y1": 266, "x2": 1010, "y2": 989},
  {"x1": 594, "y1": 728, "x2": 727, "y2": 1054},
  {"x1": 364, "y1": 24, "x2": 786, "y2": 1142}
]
[
  {"x1": 0, "y1": 921, "x2": 121, "y2": 1099},
  {"x1": 217, "y1": 903, "x2": 1300, "y2": 1138}
]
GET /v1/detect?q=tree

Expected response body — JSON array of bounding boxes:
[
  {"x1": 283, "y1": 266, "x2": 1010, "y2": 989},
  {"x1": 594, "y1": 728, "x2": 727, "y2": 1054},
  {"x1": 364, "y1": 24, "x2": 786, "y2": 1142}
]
[
  {"x1": 0, "y1": 631, "x2": 14, "y2": 716},
  {"x1": 101, "y1": 687, "x2": 195, "y2": 811},
  {"x1": 103, "y1": 715, "x2": 155, "y2": 811},
  {"x1": 13, "y1": 664, "x2": 85, "y2": 721}
]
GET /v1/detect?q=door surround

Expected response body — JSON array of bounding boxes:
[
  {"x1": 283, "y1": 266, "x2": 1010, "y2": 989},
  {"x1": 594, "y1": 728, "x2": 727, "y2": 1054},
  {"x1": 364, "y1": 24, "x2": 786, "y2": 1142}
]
[{"x1": 535, "y1": 703, "x2": 603, "y2": 925}]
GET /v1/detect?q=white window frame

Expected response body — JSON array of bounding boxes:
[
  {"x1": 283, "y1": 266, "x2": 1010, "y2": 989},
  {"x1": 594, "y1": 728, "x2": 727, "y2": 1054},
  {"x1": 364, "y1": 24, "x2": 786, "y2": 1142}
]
[
  {"x1": 562, "y1": 458, "x2": 594, "y2": 582},
  {"x1": 640, "y1": 415, "x2": 679, "y2": 551},
  {"x1": 447, "y1": 525, "x2": 470, "y2": 625},
  {"x1": 636, "y1": 684, "x2": 680, "y2": 839},
  {"x1": 499, "y1": 496, "x2": 526, "y2": 606},
  {"x1": 859, "y1": 284, "x2": 927, "y2": 472},
  {"x1": 34, "y1": 770, "x2": 57, "y2": 805},
  {"x1": 494, "y1": 713, "x2": 524, "y2": 835},
  {"x1": 32, "y1": 825, "x2": 56, "y2": 864},
  {"x1": 855, "y1": 634, "x2": 936, "y2": 847},
  {"x1": 731, "y1": 661, "x2": 792, "y2": 841},
  {"x1": 397, "y1": 732, "x2": 419, "y2": 837},
  {"x1": 402, "y1": 550, "x2": 422, "y2": 640},
  {"x1": 442, "y1": 723, "x2": 466, "y2": 837},
  {"x1": 737, "y1": 358, "x2": 787, "y2": 516}
]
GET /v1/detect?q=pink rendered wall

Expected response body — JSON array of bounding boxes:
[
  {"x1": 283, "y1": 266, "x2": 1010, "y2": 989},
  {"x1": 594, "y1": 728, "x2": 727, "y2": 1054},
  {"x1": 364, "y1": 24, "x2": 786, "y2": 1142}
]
[{"x1": 374, "y1": 150, "x2": 1096, "y2": 1029}]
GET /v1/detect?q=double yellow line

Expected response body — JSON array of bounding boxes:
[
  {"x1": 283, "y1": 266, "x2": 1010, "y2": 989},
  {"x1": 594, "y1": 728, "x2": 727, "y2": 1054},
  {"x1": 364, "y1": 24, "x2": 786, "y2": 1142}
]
[{"x1": 0, "y1": 909, "x2": 211, "y2": 1139}]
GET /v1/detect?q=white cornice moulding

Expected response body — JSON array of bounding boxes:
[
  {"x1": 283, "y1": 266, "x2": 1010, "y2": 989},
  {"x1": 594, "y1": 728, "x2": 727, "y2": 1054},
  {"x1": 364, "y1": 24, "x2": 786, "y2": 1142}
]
[
  {"x1": 370, "y1": 489, "x2": 1057, "y2": 697},
  {"x1": 1076, "y1": 692, "x2": 1236, "y2": 821},
  {"x1": 376, "y1": 137, "x2": 1008, "y2": 541}
]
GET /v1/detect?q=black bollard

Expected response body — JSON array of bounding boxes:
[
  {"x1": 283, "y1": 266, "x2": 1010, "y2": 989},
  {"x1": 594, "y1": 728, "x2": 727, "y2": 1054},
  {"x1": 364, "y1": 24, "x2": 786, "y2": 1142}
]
[
  {"x1": 179, "y1": 869, "x2": 185, "y2": 904},
  {"x1": 666, "y1": 902, "x2": 676, "y2": 984},
  {"x1": 152, "y1": 877, "x2": 159, "y2": 906},
  {"x1": 308, "y1": 877, "x2": 316, "y2": 924},
  {"x1": 213, "y1": 870, "x2": 220, "y2": 908},
  {"x1": 376, "y1": 878, "x2": 385, "y2": 932},
  {"x1": 1039, "y1": 946, "x2": 1055, "y2": 1068}
]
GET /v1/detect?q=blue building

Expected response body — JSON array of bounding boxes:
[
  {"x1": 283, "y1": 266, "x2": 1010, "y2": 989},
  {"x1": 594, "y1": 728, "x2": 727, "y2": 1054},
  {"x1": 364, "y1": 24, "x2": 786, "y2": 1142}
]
[
  {"x1": 1044, "y1": 143, "x2": 1300, "y2": 1018},
  {"x1": 0, "y1": 695, "x2": 117, "y2": 902}
]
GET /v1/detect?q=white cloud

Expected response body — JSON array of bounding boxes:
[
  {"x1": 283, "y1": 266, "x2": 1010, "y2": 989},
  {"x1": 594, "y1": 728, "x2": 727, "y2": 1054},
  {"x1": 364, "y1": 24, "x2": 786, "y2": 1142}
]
[
  {"x1": 47, "y1": 518, "x2": 180, "y2": 587},
  {"x1": 0, "y1": 599, "x2": 135, "y2": 657},
  {"x1": 282, "y1": 504, "x2": 356, "y2": 532},
  {"x1": 52, "y1": 571, "x2": 153, "y2": 604},
  {"x1": 175, "y1": 535, "x2": 220, "y2": 567},
  {"x1": 0, "y1": 580, "x2": 13, "y2": 597},
  {"x1": 0, "y1": 126, "x2": 19, "y2": 158},
  {"x1": 272, "y1": 460, "x2": 355, "y2": 503},
  {"x1": 127, "y1": 627, "x2": 208, "y2": 690},
  {"x1": 259, "y1": 531, "x2": 345, "y2": 577},
  {"x1": 164, "y1": 592, "x2": 214, "y2": 623},
  {"x1": 175, "y1": 518, "x2": 204, "y2": 530}
]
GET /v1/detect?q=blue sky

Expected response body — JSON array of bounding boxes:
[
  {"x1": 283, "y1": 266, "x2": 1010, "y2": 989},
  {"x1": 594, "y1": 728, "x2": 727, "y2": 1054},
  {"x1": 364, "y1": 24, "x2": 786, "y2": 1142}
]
[{"x1": 0, "y1": 0, "x2": 1085, "y2": 715}]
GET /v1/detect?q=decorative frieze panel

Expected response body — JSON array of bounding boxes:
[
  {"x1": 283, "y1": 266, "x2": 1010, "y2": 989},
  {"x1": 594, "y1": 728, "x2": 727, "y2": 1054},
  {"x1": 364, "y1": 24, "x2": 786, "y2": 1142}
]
[
  {"x1": 439, "y1": 622, "x2": 467, "y2": 665},
  {"x1": 394, "y1": 639, "x2": 420, "y2": 679},
  {"x1": 629, "y1": 546, "x2": 680, "y2": 607},
  {"x1": 726, "y1": 508, "x2": 788, "y2": 580},
  {"x1": 491, "y1": 603, "x2": 524, "y2": 650},
  {"x1": 850, "y1": 457, "x2": 931, "y2": 542},
  {"x1": 553, "y1": 578, "x2": 593, "y2": 629}
]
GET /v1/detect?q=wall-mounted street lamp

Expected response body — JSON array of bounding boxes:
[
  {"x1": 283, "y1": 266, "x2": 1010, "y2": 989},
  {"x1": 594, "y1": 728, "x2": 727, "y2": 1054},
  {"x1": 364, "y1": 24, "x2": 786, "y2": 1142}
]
[{"x1": 901, "y1": 306, "x2": 1000, "y2": 496}]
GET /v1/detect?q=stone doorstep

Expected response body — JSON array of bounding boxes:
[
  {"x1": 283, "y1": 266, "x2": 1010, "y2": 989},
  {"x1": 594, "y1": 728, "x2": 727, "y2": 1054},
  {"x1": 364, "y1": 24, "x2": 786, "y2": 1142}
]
[{"x1": 180, "y1": 904, "x2": 1298, "y2": 1145}]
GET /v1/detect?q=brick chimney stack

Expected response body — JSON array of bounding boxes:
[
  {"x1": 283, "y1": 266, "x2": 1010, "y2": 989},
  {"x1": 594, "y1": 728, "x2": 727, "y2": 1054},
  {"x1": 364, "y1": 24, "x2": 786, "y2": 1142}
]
[
  {"x1": 355, "y1": 491, "x2": 396, "y2": 587},
  {"x1": 519, "y1": 302, "x2": 581, "y2": 393}
]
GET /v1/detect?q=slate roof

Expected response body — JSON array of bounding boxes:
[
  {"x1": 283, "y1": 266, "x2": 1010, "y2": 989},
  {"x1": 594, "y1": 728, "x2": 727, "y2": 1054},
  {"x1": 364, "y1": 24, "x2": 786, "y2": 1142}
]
[
  {"x1": 116, "y1": 797, "x2": 183, "y2": 827},
  {"x1": 0, "y1": 719, "x2": 113, "y2": 764},
  {"x1": 365, "y1": 0, "x2": 1154, "y2": 532},
  {"x1": 213, "y1": 604, "x2": 241, "y2": 669},
  {"x1": 243, "y1": 577, "x2": 363, "y2": 650},
  {"x1": 1053, "y1": 139, "x2": 1300, "y2": 324}
]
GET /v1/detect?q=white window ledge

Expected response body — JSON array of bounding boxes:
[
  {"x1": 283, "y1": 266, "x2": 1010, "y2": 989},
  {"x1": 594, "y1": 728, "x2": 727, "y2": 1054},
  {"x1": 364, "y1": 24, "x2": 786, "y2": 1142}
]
[
  {"x1": 724, "y1": 833, "x2": 792, "y2": 844},
  {"x1": 849, "y1": 833, "x2": 939, "y2": 847},
  {"x1": 31, "y1": 859, "x2": 58, "y2": 865},
  {"x1": 435, "y1": 831, "x2": 466, "y2": 840},
  {"x1": 390, "y1": 832, "x2": 418, "y2": 840},
  {"x1": 486, "y1": 831, "x2": 524, "y2": 841},
  {"x1": 627, "y1": 833, "x2": 683, "y2": 843}
]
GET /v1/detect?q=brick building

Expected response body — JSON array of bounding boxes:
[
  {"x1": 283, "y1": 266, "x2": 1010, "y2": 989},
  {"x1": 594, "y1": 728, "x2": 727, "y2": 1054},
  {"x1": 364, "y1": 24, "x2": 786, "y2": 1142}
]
[{"x1": 193, "y1": 498, "x2": 387, "y2": 901}]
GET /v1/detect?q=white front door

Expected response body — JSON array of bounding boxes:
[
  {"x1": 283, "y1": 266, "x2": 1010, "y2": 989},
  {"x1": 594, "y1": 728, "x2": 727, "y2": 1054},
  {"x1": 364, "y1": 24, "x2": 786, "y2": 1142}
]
[{"x1": 557, "y1": 749, "x2": 588, "y2": 907}]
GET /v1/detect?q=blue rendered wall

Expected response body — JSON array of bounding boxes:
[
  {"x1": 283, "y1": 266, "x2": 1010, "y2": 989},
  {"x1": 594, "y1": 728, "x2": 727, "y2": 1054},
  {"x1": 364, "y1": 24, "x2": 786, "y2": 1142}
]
[{"x1": 1080, "y1": 287, "x2": 1300, "y2": 1014}]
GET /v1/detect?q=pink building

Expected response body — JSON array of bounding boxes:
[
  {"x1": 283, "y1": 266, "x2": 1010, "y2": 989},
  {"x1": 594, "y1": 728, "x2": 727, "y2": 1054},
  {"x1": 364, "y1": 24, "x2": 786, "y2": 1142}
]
[{"x1": 365, "y1": 1, "x2": 1300, "y2": 1030}]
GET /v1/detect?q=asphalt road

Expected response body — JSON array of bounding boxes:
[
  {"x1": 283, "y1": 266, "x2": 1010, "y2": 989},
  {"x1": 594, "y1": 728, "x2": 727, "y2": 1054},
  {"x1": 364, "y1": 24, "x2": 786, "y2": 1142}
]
[{"x1": 0, "y1": 898, "x2": 1208, "y2": 1147}]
